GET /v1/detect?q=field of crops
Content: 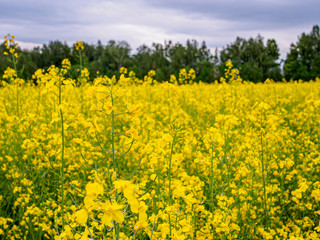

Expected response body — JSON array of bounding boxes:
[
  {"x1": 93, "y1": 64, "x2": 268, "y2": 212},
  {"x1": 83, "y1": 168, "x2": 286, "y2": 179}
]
[{"x1": 1, "y1": 49, "x2": 320, "y2": 239}]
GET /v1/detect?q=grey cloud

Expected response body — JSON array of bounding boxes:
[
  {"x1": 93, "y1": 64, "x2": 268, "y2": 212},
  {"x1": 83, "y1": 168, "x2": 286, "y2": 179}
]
[
  {"x1": 143, "y1": 0, "x2": 320, "y2": 30},
  {"x1": 0, "y1": 0, "x2": 318, "y2": 61},
  {"x1": 0, "y1": 0, "x2": 94, "y2": 25}
]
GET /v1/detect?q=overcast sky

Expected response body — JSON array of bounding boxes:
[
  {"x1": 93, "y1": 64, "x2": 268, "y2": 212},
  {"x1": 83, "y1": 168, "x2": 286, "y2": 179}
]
[{"x1": 0, "y1": 0, "x2": 319, "y2": 60}]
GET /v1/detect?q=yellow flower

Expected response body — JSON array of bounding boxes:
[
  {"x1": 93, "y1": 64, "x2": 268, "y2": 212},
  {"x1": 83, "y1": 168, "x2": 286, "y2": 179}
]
[
  {"x1": 61, "y1": 58, "x2": 71, "y2": 69},
  {"x1": 311, "y1": 189, "x2": 320, "y2": 202},
  {"x1": 148, "y1": 70, "x2": 156, "y2": 77},
  {"x1": 128, "y1": 104, "x2": 142, "y2": 116},
  {"x1": 120, "y1": 67, "x2": 127, "y2": 74},
  {"x1": 75, "y1": 40, "x2": 84, "y2": 51},
  {"x1": 84, "y1": 194, "x2": 95, "y2": 209},
  {"x1": 86, "y1": 182, "x2": 104, "y2": 197},
  {"x1": 114, "y1": 180, "x2": 140, "y2": 212},
  {"x1": 126, "y1": 128, "x2": 138, "y2": 139},
  {"x1": 163, "y1": 134, "x2": 173, "y2": 142},
  {"x1": 101, "y1": 201, "x2": 124, "y2": 227},
  {"x1": 74, "y1": 209, "x2": 88, "y2": 225},
  {"x1": 134, "y1": 220, "x2": 148, "y2": 231},
  {"x1": 101, "y1": 214, "x2": 113, "y2": 227},
  {"x1": 103, "y1": 103, "x2": 114, "y2": 115}
]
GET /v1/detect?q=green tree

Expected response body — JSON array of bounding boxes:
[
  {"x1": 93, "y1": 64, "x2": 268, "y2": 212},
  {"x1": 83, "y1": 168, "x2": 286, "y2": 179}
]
[
  {"x1": 284, "y1": 25, "x2": 320, "y2": 81},
  {"x1": 0, "y1": 43, "x2": 9, "y2": 75},
  {"x1": 99, "y1": 40, "x2": 132, "y2": 77},
  {"x1": 168, "y1": 40, "x2": 217, "y2": 82},
  {"x1": 220, "y1": 35, "x2": 281, "y2": 82},
  {"x1": 132, "y1": 44, "x2": 153, "y2": 78},
  {"x1": 39, "y1": 40, "x2": 72, "y2": 68},
  {"x1": 150, "y1": 42, "x2": 171, "y2": 82}
]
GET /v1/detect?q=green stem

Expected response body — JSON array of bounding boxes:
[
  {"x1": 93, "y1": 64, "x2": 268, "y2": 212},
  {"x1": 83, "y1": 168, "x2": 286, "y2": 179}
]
[
  {"x1": 110, "y1": 82, "x2": 120, "y2": 240},
  {"x1": 260, "y1": 110, "x2": 268, "y2": 228},
  {"x1": 168, "y1": 85, "x2": 171, "y2": 124},
  {"x1": 79, "y1": 49, "x2": 84, "y2": 113},
  {"x1": 168, "y1": 134, "x2": 176, "y2": 239},
  {"x1": 110, "y1": 84, "x2": 117, "y2": 173},
  {"x1": 12, "y1": 53, "x2": 18, "y2": 77},
  {"x1": 11, "y1": 54, "x2": 20, "y2": 117},
  {"x1": 58, "y1": 74, "x2": 65, "y2": 230},
  {"x1": 16, "y1": 83, "x2": 19, "y2": 117},
  {"x1": 79, "y1": 50, "x2": 83, "y2": 71},
  {"x1": 210, "y1": 144, "x2": 214, "y2": 213}
]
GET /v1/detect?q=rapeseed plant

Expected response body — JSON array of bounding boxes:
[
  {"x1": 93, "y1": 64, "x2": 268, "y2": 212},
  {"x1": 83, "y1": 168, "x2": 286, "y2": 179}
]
[
  {"x1": 3, "y1": 34, "x2": 19, "y2": 77},
  {"x1": 0, "y1": 34, "x2": 320, "y2": 240}
]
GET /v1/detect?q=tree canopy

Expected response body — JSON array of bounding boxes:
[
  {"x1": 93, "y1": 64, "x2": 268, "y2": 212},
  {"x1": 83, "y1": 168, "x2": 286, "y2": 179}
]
[
  {"x1": 284, "y1": 25, "x2": 320, "y2": 81},
  {"x1": 220, "y1": 35, "x2": 282, "y2": 82},
  {"x1": 1, "y1": 25, "x2": 320, "y2": 83}
]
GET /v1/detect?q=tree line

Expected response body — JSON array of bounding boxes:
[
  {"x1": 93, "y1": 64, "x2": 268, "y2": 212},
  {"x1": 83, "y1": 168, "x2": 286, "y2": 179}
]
[{"x1": 1, "y1": 25, "x2": 320, "y2": 83}]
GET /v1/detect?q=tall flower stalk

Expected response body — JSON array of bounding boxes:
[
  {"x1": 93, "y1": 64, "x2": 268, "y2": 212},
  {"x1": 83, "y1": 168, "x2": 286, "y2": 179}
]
[{"x1": 59, "y1": 59, "x2": 71, "y2": 230}]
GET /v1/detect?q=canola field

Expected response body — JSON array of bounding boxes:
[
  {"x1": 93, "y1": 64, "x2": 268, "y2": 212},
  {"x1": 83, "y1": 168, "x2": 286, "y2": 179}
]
[{"x1": 1, "y1": 39, "x2": 320, "y2": 240}]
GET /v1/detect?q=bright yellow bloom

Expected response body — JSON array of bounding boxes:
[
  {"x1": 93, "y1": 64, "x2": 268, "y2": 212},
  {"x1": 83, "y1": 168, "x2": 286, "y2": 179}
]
[
  {"x1": 74, "y1": 209, "x2": 88, "y2": 225},
  {"x1": 61, "y1": 58, "x2": 71, "y2": 69},
  {"x1": 75, "y1": 40, "x2": 84, "y2": 51},
  {"x1": 85, "y1": 182, "x2": 104, "y2": 197},
  {"x1": 101, "y1": 201, "x2": 124, "y2": 227}
]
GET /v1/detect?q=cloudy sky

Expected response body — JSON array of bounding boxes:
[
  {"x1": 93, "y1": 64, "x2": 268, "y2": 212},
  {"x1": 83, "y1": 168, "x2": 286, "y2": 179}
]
[{"x1": 0, "y1": 0, "x2": 319, "y2": 60}]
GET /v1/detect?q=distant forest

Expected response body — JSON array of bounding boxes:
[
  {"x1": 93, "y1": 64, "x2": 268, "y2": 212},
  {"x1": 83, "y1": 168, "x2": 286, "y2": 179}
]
[{"x1": 1, "y1": 25, "x2": 320, "y2": 83}]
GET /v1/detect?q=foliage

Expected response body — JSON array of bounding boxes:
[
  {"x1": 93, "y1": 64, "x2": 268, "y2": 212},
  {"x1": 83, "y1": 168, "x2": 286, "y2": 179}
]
[
  {"x1": 220, "y1": 35, "x2": 282, "y2": 82},
  {"x1": 1, "y1": 43, "x2": 320, "y2": 238},
  {"x1": 3, "y1": 26, "x2": 320, "y2": 83},
  {"x1": 0, "y1": 38, "x2": 239, "y2": 83},
  {"x1": 284, "y1": 25, "x2": 320, "y2": 81}
]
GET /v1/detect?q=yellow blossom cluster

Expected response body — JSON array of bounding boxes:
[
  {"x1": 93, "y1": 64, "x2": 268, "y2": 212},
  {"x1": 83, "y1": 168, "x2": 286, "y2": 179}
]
[
  {"x1": 177, "y1": 68, "x2": 196, "y2": 84},
  {"x1": 1, "y1": 39, "x2": 320, "y2": 239},
  {"x1": 75, "y1": 41, "x2": 84, "y2": 51},
  {"x1": 3, "y1": 34, "x2": 18, "y2": 58},
  {"x1": 220, "y1": 60, "x2": 243, "y2": 84}
]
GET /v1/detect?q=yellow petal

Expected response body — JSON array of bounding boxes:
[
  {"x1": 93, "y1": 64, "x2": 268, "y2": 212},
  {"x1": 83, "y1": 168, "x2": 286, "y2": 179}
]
[
  {"x1": 112, "y1": 210, "x2": 124, "y2": 223},
  {"x1": 129, "y1": 198, "x2": 140, "y2": 213},
  {"x1": 101, "y1": 214, "x2": 113, "y2": 227},
  {"x1": 75, "y1": 209, "x2": 88, "y2": 225}
]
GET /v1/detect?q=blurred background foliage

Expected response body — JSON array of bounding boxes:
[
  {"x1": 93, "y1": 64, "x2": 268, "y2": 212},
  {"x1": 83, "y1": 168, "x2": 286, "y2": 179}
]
[{"x1": 1, "y1": 25, "x2": 319, "y2": 83}]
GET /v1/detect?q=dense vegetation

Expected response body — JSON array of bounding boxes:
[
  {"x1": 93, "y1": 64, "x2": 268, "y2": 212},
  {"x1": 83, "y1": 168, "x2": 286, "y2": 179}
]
[
  {"x1": 1, "y1": 61, "x2": 320, "y2": 240},
  {"x1": 1, "y1": 25, "x2": 320, "y2": 83},
  {"x1": 1, "y1": 33, "x2": 320, "y2": 240}
]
